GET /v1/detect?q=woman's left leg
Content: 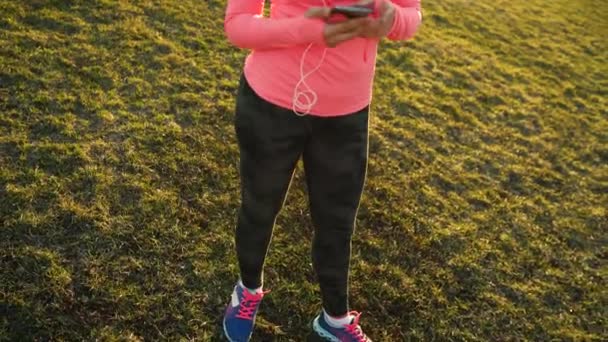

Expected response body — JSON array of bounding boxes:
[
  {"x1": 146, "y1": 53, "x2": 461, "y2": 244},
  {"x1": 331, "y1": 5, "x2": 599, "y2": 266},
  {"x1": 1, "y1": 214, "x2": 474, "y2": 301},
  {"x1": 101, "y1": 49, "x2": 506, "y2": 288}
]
[{"x1": 303, "y1": 107, "x2": 370, "y2": 317}]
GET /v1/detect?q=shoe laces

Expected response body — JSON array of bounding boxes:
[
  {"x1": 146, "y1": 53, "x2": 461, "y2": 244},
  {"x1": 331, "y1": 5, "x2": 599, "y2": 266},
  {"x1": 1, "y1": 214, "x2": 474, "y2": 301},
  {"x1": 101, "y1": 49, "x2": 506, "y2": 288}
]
[
  {"x1": 343, "y1": 311, "x2": 370, "y2": 342},
  {"x1": 235, "y1": 289, "x2": 269, "y2": 320}
]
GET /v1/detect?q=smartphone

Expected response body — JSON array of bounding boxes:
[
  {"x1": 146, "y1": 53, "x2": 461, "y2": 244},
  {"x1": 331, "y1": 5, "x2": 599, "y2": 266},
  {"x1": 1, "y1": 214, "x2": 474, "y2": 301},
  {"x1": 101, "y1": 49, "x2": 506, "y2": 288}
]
[{"x1": 330, "y1": 5, "x2": 373, "y2": 18}]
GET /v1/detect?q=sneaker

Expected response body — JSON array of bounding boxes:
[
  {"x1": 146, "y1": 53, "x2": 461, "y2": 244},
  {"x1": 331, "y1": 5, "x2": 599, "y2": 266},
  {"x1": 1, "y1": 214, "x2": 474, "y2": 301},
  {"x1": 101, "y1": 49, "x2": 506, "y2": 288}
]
[
  {"x1": 311, "y1": 311, "x2": 372, "y2": 342},
  {"x1": 223, "y1": 282, "x2": 269, "y2": 341}
]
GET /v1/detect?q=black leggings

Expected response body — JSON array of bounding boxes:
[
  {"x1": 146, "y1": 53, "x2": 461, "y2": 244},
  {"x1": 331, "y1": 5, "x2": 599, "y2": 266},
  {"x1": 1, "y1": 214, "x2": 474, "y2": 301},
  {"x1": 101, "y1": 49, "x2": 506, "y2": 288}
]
[{"x1": 233, "y1": 74, "x2": 369, "y2": 316}]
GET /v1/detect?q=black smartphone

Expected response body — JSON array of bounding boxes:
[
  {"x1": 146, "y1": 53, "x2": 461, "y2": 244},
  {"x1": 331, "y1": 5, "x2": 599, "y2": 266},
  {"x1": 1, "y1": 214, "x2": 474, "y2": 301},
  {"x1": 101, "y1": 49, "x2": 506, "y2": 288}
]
[{"x1": 330, "y1": 5, "x2": 373, "y2": 18}]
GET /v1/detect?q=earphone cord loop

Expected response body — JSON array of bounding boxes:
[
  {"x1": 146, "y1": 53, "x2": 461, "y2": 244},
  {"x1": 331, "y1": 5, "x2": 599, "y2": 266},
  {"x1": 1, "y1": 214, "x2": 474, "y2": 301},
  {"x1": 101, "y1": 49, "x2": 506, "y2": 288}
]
[
  {"x1": 292, "y1": 43, "x2": 327, "y2": 116},
  {"x1": 292, "y1": 0, "x2": 329, "y2": 116}
]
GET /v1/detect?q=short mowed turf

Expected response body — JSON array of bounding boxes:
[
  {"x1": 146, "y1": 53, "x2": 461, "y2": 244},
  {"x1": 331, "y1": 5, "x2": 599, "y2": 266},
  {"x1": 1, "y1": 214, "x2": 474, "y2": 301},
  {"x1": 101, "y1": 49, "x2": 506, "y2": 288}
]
[{"x1": 1, "y1": 0, "x2": 606, "y2": 340}]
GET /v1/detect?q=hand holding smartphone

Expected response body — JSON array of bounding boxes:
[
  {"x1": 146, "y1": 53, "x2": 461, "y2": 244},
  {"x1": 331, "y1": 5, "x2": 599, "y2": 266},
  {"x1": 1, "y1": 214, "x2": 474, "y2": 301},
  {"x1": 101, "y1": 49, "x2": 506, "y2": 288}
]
[{"x1": 304, "y1": 3, "x2": 374, "y2": 47}]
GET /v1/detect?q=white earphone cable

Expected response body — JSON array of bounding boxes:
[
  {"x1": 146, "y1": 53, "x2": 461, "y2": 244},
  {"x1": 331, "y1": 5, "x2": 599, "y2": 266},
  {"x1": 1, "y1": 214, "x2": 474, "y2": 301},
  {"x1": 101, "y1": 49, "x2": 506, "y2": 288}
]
[
  {"x1": 292, "y1": 44, "x2": 327, "y2": 116},
  {"x1": 292, "y1": 0, "x2": 329, "y2": 116}
]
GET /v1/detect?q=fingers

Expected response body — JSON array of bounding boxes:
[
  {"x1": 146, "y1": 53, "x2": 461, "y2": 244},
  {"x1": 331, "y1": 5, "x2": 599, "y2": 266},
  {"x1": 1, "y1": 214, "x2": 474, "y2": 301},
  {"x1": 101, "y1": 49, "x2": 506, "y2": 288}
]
[
  {"x1": 356, "y1": 0, "x2": 393, "y2": 38},
  {"x1": 382, "y1": 0, "x2": 394, "y2": 16},
  {"x1": 355, "y1": 0, "x2": 374, "y2": 7},
  {"x1": 324, "y1": 17, "x2": 368, "y2": 47},
  {"x1": 325, "y1": 23, "x2": 364, "y2": 46},
  {"x1": 379, "y1": 1, "x2": 395, "y2": 35},
  {"x1": 379, "y1": 9, "x2": 390, "y2": 27},
  {"x1": 305, "y1": 6, "x2": 331, "y2": 18},
  {"x1": 326, "y1": 29, "x2": 363, "y2": 47},
  {"x1": 359, "y1": 20, "x2": 380, "y2": 38},
  {"x1": 338, "y1": 17, "x2": 368, "y2": 32}
]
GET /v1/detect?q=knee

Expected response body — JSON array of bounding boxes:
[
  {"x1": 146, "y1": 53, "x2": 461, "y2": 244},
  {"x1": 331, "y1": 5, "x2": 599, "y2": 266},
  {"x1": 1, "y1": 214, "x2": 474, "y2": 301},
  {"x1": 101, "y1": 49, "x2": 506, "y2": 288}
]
[
  {"x1": 241, "y1": 196, "x2": 282, "y2": 226},
  {"x1": 311, "y1": 209, "x2": 357, "y2": 236}
]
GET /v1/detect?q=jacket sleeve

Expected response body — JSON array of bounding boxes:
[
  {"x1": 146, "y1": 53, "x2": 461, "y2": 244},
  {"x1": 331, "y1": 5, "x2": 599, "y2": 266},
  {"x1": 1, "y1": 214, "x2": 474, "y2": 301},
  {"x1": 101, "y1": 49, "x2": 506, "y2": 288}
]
[
  {"x1": 224, "y1": 0, "x2": 326, "y2": 49},
  {"x1": 386, "y1": 0, "x2": 422, "y2": 41}
]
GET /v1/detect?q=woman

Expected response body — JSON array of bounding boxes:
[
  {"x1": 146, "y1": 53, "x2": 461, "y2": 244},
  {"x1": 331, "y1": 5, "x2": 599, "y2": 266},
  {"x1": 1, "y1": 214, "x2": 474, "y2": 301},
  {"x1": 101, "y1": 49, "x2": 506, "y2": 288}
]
[{"x1": 222, "y1": 0, "x2": 421, "y2": 340}]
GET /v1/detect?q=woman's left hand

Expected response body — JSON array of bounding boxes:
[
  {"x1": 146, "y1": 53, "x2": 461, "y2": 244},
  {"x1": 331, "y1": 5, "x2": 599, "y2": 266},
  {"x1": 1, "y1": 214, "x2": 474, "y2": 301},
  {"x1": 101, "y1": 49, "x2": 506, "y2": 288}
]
[{"x1": 358, "y1": 0, "x2": 396, "y2": 39}]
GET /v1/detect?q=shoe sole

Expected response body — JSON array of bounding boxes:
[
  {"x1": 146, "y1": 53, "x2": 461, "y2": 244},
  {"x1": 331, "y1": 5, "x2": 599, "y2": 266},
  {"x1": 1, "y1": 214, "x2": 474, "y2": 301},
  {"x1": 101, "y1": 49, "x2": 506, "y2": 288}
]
[
  {"x1": 308, "y1": 316, "x2": 341, "y2": 342},
  {"x1": 223, "y1": 317, "x2": 236, "y2": 342},
  {"x1": 223, "y1": 311, "x2": 255, "y2": 342}
]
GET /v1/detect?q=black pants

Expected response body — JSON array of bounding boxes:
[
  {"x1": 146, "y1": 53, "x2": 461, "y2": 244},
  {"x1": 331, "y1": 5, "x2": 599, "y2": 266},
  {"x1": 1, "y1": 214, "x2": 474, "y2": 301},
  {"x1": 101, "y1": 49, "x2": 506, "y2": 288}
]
[{"x1": 234, "y1": 74, "x2": 369, "y2": 316}]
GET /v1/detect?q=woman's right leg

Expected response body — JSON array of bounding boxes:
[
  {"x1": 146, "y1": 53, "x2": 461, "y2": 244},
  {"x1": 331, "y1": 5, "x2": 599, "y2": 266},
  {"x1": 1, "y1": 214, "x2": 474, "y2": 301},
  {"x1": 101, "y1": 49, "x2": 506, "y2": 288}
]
[{"x1": 234, "y1": 74, "x2": 308, "y2": 289}]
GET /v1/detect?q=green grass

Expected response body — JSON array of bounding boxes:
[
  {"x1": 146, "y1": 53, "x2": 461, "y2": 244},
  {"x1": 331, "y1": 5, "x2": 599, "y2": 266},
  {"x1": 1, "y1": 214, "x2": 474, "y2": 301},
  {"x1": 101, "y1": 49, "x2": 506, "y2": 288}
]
[{"x1": 0, "y1": 0, "x2": 606, "y2": 340}]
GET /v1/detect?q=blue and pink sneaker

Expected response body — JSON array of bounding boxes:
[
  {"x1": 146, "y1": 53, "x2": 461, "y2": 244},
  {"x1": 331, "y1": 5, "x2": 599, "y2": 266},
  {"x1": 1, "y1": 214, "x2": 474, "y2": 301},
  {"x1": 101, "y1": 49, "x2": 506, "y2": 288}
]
[
  {"x1": 310, "y1": 311, "x2": 372, "y2": 342},
  {"x1": 223, "y1": 282, "x2": 269, "y2": 341}
]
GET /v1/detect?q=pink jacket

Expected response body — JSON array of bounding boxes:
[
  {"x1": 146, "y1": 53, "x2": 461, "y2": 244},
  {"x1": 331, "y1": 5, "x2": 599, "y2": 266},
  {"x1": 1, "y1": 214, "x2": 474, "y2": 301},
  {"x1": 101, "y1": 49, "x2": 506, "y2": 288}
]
[{"x1": 225, "y1": 0, "x2": 422, "y2": 116}]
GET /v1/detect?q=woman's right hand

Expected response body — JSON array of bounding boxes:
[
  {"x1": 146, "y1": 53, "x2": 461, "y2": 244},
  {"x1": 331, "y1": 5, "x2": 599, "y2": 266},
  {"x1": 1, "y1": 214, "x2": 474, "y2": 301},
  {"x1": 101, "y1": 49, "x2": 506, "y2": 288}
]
[{"x1": 305, "y1": 7, "x2": 369, "y2": 47}]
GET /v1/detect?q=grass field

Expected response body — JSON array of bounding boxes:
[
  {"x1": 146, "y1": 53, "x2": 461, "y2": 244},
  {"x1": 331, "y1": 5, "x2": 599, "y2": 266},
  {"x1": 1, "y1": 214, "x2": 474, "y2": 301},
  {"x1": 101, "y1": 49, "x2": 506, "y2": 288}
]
[{"x1": 1, "y1": 0, "x2": 606, "y2": 340}]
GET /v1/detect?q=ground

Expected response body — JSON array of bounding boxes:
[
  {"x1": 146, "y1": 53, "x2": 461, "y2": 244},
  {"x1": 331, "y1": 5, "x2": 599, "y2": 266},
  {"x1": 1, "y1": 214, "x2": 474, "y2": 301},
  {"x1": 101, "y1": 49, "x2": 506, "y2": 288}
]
[{"x1": 0, "y1": 0, "x2": 606, "y2": 340}]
